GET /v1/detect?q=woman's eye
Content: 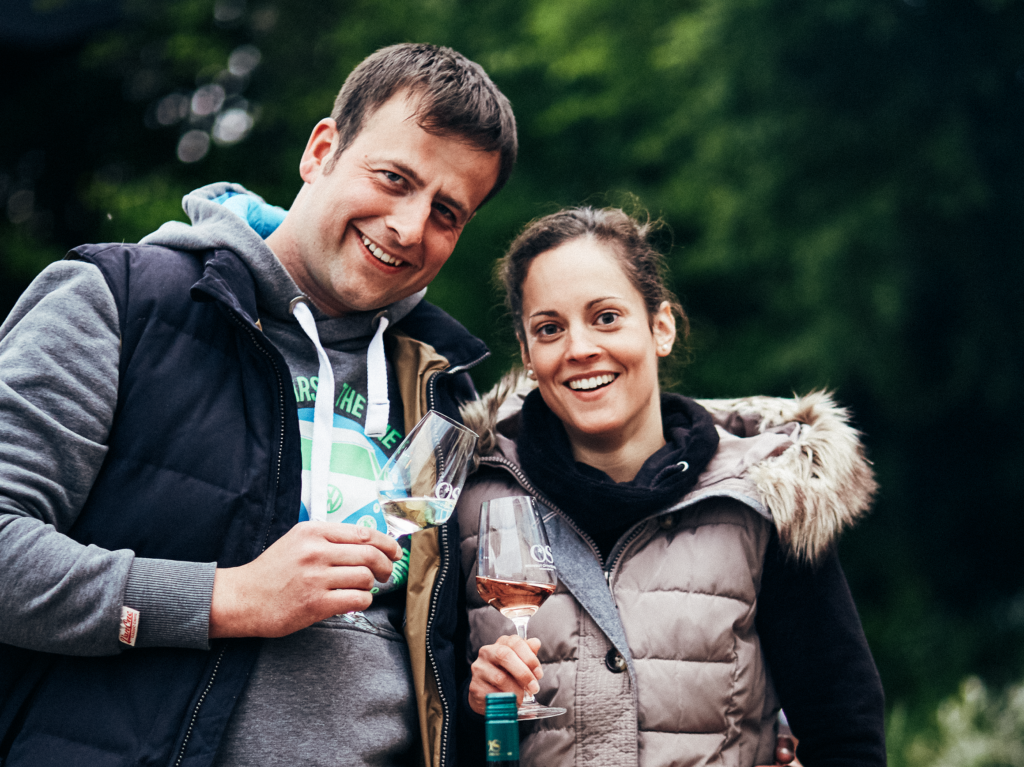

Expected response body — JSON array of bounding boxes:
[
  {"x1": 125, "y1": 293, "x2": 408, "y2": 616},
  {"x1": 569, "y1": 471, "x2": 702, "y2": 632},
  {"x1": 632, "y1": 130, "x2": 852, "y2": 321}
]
[
  {"x1": 596, "y1": 312, "x2": 618, "y2": 326},
  {"x1": 537, "y1": 323, "x2": 560, "y2": 337}
]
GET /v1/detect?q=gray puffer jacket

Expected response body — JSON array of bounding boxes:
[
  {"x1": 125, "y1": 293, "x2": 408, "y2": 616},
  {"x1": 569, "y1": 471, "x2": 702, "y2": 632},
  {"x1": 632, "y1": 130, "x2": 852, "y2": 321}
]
[{"x1": 455, "y1": 374, "x2": 877, "y2": 767}]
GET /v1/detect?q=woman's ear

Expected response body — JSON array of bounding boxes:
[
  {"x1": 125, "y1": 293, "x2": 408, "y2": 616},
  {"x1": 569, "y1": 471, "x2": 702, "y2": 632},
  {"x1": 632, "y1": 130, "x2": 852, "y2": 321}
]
[
  {"x1": 520, "y1": 341, "x2": 537, "y2": 380},
  {"x1": 653, "y1": 301, "x2": 676, "y2": 357}
]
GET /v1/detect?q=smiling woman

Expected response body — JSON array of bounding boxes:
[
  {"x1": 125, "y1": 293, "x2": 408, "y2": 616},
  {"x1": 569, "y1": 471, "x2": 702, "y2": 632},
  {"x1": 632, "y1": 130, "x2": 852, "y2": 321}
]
[{"x1": 453, "y1": 206, "x2": 887, "y2": 767}]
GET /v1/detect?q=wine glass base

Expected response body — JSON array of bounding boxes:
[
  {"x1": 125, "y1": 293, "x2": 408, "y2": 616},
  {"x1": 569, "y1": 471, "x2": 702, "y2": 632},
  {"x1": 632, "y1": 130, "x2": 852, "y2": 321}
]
[
  {"x1": 338, "y1": 611, "x2": 378, "y2": 632},
  {"x1": 517, "y1": 703, "x2": 567, "y2": 721}
]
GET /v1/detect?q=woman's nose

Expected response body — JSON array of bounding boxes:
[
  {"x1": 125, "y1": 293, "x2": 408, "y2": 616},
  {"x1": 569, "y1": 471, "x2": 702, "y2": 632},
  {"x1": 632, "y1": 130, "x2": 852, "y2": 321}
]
[{"x1": 565, "y1": 328, "x2": 600, "y2": 360}]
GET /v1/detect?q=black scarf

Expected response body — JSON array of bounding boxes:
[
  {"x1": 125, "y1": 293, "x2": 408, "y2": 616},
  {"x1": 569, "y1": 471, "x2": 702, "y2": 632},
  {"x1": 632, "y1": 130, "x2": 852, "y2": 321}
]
[{"x1": 517, "y1": 389, "x2": 720, "y2": 559}]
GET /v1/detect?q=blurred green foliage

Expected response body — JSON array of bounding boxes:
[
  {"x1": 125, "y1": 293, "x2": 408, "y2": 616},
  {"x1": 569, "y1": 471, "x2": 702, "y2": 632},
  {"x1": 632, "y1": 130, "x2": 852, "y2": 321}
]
[{"x1": 2, "y1": 0, "x2": 1023, "y2": 761}]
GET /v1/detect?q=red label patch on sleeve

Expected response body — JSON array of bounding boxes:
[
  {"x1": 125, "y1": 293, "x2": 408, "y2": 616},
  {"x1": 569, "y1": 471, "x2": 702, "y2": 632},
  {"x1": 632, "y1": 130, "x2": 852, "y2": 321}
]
[{"x1": 119, "y1": 606, "x2": 140, "y2": 647}]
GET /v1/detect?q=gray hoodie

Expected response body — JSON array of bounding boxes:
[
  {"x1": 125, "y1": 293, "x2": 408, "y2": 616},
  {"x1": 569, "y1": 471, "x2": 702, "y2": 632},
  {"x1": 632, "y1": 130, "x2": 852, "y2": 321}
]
[{"x1": 0, "y1": 182, "x2": 424, "y2": 765}]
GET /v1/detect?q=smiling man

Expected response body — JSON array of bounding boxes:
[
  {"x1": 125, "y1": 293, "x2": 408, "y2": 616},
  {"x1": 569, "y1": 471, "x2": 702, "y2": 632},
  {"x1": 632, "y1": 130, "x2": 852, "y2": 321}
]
[{"x1": 0, "y1": 44, "x2": 516, "y2": 767}]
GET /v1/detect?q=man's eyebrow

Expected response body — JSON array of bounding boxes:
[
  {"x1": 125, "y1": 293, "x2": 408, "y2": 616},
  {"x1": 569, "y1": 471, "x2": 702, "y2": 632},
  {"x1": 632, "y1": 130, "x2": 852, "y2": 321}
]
[{"x1": 389, "y1": 161, "x2": 469, "y2": 219}]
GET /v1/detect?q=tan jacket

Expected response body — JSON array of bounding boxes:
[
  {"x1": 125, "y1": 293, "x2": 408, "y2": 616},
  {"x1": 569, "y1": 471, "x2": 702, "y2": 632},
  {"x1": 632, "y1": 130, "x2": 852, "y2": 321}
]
[
  {"x1": 390, "y1": 330, "x2": 484, "y2": 767},
  {"x1": 457, "y1": 375, "x2": 877, "y2": 767}
]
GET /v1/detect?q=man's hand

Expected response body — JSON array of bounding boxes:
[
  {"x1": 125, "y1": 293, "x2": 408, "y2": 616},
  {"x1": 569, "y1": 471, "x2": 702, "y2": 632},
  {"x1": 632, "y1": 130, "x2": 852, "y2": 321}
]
[
  {"x1": 468, "y1": 634, "x2": 543, "y2": 715},
  {"x1": 208, "y1": 522, "x2": 402, "y2": 639}
]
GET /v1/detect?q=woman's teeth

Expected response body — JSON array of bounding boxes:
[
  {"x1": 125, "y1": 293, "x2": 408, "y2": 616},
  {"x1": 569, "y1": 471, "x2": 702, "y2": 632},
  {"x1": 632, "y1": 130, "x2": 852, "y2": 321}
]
[
  {"x1": 568, "y1": 374, "x2": 617, "y2": 391},
  {"x1": 362, "y1": 235, "x2": 402, "y2": 266}
]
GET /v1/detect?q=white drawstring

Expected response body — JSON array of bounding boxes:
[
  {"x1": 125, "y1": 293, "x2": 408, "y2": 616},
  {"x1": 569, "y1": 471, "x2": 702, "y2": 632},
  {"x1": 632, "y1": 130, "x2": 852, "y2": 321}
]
[
  {"x1": 290, "y1": 298, "x2": 334, "y2": 523},
  {"x1": 364, "y1": 314, "x2": 390, "y2": 438}
]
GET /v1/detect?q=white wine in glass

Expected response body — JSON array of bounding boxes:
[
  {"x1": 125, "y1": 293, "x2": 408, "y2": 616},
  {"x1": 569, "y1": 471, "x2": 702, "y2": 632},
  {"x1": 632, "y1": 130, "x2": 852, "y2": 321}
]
[
  {"x1": 477, "y1": 495, "x2": 567, "y2": 721},
  {"x1": 376, "y1": 410, "x2": 477, "y2": 537}
]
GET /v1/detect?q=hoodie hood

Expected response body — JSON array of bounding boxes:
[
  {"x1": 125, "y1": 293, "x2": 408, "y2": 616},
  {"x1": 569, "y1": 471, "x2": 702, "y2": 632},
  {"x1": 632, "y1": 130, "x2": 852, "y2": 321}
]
[{"x1": 462, "y1": 371, "x2": 877, "y2": 565}]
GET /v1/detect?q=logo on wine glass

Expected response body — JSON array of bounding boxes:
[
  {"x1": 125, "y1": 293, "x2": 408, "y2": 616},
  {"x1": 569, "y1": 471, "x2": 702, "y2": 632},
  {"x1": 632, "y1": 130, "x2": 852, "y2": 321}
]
[
  {"x1": 530, "y1": 544, "x2": 554, "y2": 565},
  {"x1": 434, "y1": 481, "x2": 461, "y2": 502}
]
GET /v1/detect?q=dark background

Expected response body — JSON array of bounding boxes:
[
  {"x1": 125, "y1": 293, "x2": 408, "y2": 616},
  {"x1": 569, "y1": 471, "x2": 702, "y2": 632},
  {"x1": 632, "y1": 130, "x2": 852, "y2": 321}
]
[{"x1": 3, "y1": 0, "x2": 1023, "y2": 759}]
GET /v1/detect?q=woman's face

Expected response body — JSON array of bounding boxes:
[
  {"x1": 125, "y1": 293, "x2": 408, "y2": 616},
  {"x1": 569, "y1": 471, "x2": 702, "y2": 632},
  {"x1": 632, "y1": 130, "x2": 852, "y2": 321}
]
[{"x1": 519, "y1": 237, "x2": 675, "y2": 451}]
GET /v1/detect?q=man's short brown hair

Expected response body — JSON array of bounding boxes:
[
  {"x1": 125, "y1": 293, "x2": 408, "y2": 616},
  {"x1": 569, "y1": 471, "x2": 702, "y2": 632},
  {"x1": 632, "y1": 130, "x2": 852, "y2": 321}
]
[{"x1": 329, "y1": 43, "x2": 517, "y2": 206}]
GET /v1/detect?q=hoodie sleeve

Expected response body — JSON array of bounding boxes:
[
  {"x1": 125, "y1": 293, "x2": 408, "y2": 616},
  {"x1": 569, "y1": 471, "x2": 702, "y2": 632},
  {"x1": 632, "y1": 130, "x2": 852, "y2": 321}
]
[
  {"x1": 0, "y1": 260, "x2": 215, "y2": 655},
  {"x1": 756, "y1": 533, "x2": 887, "y2": 767}
]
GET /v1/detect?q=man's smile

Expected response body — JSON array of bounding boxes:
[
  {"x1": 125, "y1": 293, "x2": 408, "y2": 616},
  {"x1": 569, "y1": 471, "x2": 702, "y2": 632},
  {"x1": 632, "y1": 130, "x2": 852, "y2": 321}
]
[{"x1": 360, "y1": 231, "x2": 406, "y2": 267}]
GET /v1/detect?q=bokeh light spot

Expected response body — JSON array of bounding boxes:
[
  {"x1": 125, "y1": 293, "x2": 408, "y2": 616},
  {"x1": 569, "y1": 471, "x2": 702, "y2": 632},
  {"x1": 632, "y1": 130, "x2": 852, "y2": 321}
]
[
  {"x1": 191, "y1": 84, "x2": 226, "y2": 116},
  {"x1": 228, "y1": 44, "x2": 261, "y2": 77},
  {"x1": 212, "y1": 108, "x2": 254, "y2": 145},
  {"x1": 177, "y1": 130, "x2": 210, "y2": 163},
  {"x1": 156, "y1": 93, "x2": 190, "y2": 126}
]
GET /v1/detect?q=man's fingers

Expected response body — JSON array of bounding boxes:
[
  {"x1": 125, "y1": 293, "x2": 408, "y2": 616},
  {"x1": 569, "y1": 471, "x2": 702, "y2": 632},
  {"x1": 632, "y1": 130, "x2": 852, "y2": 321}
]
[
  {"x1": 295, "y1": 524, "x2": 396, "y2": 583},
  {"x1": 320, "y1": 564, "x2": 377, "y2": 592},
  {"x1": 316, "y1": 522, "x2": 402, "y2": 561}
]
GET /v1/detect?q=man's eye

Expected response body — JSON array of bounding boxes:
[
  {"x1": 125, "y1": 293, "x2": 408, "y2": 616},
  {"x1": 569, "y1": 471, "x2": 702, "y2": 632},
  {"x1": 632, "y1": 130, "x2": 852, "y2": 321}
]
[
  {"x1": 434, "y1": 203, "x2": 457, "y2": 224},
  {"x1": 382, "y1": 170, "x2": 403, "y2": 184}
]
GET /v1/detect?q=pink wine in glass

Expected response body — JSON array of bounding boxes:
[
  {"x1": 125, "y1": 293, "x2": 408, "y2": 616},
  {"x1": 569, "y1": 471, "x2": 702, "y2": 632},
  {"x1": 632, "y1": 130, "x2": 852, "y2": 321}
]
[{"x1": 475, "y1": 576, "x2": 556, "y2": 619}]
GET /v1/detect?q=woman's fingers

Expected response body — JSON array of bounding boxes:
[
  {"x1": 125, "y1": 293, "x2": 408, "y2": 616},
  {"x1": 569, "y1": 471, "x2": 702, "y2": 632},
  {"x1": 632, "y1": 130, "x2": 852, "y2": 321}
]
[{"x1": 468, "y1": 635, "x2": 544, "y2": 715}]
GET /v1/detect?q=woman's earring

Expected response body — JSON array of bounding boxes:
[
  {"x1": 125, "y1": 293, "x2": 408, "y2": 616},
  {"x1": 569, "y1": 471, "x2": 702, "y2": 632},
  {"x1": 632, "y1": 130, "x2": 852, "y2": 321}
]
[{"x1": 526, "y1": 367, "x2": 537, "y2": 380}]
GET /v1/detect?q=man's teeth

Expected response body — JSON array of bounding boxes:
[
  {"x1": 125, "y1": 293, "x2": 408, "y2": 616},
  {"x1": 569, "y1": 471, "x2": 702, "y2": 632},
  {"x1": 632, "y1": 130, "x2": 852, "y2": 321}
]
[
  {"x1": 362, "y1": 235, "x2": 402, "y2": 266},
  {"x1": 568, "y1": 374, "x2": 617, "y2": 391}
]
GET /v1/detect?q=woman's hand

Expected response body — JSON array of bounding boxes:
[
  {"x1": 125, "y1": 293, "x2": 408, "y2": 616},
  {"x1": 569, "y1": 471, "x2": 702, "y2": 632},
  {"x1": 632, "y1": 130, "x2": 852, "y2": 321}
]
[{"x1": 468, "y1": 634, "x2": 544, "y2": 715}]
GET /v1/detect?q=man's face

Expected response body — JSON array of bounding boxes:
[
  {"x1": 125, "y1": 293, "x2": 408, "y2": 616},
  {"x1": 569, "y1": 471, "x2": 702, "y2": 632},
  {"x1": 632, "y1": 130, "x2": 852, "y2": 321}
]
[{"x1": 277, "y1": 92, "x2": 502, "y2": 316}]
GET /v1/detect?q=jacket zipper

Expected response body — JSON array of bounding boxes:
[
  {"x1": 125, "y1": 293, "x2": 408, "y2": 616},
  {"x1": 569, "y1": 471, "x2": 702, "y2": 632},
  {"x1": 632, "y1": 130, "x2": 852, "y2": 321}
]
[
  {"x1": 173, "y1": 311, "x2": 287, "y2": 767},
  {"x1": 421, "y1": 352, "x2": 487, "y2": 767}
]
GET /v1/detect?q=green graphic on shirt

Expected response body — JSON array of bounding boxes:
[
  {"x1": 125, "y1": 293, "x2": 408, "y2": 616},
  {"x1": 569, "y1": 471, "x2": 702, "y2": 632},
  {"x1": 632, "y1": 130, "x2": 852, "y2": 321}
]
[
  {"x1": 293, "y1": 376, "x2": 404, "y2": 449},
  {"x1": 327, "y1": 484, "x2": 343, "y2": 514}
]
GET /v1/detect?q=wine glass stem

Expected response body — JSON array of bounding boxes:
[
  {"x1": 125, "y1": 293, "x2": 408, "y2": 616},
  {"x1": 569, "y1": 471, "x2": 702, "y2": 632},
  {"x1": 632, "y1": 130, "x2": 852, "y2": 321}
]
[{"x1": 510, "y1": 616, "x2": 537, "y2": 706}]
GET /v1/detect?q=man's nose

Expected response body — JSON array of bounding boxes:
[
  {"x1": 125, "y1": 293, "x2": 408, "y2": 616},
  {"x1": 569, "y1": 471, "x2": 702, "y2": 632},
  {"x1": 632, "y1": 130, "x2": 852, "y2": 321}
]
[{"x1": 385, "y1": 195, "x2": 431, "y2": 248}]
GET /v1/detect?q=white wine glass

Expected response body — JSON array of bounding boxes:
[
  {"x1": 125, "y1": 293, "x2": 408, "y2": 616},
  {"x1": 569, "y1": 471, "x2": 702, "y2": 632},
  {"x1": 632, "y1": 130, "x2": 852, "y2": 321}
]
[
  {"x1": 342, "y1": 411, "x2": 477, "y2": 629},
  {"x1": 477, "y1": 495, "x2": 567, "y2": 721},
  {"x1": 376, "y1": 410, "x2": 478, "y2": 537}
]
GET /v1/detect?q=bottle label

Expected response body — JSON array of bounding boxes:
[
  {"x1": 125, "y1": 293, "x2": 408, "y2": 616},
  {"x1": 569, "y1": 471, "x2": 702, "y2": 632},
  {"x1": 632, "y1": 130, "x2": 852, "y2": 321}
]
[{"x1": 485, "y1": 721, "x2": 519, "y2": 761}]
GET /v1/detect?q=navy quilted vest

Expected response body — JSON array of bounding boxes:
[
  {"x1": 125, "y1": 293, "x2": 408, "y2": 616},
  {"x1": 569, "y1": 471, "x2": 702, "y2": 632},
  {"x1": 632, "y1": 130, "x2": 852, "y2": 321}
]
[{"x1": 0, "y1": 243, "x2": 302, "y2": 767}]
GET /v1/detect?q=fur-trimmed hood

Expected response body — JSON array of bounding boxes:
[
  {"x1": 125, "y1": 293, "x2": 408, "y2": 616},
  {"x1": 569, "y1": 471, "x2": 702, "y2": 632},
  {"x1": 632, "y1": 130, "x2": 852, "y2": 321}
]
[{"x1": 461, "y1": 371, "x2": 877, "y2": 565}]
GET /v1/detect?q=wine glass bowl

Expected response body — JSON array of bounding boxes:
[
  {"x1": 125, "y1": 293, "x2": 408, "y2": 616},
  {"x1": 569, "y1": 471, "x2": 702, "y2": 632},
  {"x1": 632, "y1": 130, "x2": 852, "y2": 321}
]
[
  {"x1": 477, "y1": 495, "x2": 567, "y2": 721},
  {"x1": 376, "y1": 410, "x2": 477, "y2": 537}
]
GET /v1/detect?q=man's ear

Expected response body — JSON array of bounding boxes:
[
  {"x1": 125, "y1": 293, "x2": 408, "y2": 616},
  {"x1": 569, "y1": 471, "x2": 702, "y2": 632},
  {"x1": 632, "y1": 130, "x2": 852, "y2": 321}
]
[
  {"x1": 298, "y1": 118, "x2": 340, "y2": 184},
  {"x1": 653, "y1": 301, "x2": 676, "y2": 357}
]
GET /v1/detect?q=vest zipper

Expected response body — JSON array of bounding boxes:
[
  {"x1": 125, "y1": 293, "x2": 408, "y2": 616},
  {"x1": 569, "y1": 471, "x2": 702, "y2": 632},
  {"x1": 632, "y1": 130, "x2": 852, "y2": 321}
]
[
  {"x1": 227, "y1": 313, "x2": 288, "y2": 547},
  {"x1": 173, "y1": 645, "x2": 226, "y2": 767},
  {"x1": 173, "y1": 311, "x2": 287, "y2": 767},
  {"x1": 604, "y1": 523, "x2": 651, "y2": 587}
]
